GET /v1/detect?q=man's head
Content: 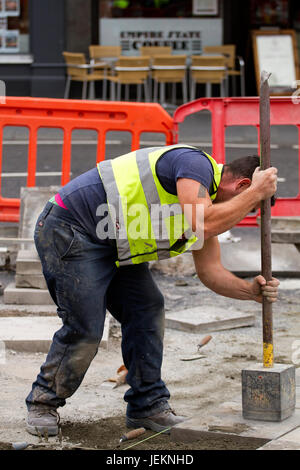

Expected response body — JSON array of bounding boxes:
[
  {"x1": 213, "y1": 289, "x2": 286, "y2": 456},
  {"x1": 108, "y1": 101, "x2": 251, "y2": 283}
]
[{"x1": 215, "y1": 155, "x2": 275, "y2": 208}]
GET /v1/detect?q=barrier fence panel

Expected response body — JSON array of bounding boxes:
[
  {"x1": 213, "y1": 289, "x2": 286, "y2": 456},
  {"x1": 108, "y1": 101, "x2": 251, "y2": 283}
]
[
  {"x1": 1, "y1": 96, "x2": 299, "y2": 226},
  {"x1": 0, "y1": 97, "x2": 174, "y2": 222},
  {"x1": 173, "y1": 97, "x2": 300, "y2": 227}
]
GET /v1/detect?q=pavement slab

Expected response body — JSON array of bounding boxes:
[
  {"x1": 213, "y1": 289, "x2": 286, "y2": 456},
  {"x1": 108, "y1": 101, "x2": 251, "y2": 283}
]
[
  {"x1": 165, "y1": 306, "x2": 255, "y2": 333},
  {"x1": 18, "y1": 186, "x2": 60, "y2": 242},
  {"x1": 0, "y1": 303, "x2": 57, "y2": 316},
  {"x1": 16, "y1": 249, "x2": 42, "y2": 275},
  {"x1": 171, "y1": 371, "x2": 300, "y2": 443},
  {"x1": 4, "y1": 282, "x2": 55, "y2": 305},
  {"x1": 171, "y1": 400, "x2": 300, "y2": 443},
  {"x1": 257, "y1": 426, "x2": 300, "y2": 450},
  {"x1": 0, "y1": 314, "x2": 110, "y2": 352}
]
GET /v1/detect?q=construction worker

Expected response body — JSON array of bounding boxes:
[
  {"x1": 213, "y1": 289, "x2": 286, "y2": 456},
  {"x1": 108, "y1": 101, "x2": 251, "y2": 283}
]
[{"x1": 25, "y1": 144, "x2": 279, "y2": 436}]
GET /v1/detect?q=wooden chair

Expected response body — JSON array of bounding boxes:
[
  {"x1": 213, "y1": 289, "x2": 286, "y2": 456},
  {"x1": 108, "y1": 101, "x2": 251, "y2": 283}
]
[
  {"x1": 89, "y1": 46, "x2": 121, "y2": 99},
  {"x1": 108, "y1": 56, "x2": 151, "y2": 101},
  {"x1": 190, "y1": 55, "x2": 227, "y2": 100},
  {"x1": 62, "y1": 52, "x2": 106, "y2": 99},
  {"x1": 151, "y1": 55, "x2": 188, "y2": 106},
  {"x1": 203, "y1": 45, "x2": 245, "y2": 96},
  {"x1": 139, "y1": 48, "x2": 173, "y2": 102},
  {"x1": 89, "y1": 45, "x2": 121, "y2": 63},
  {"x1": 140, "y1": 46, "x2": 172, "y2": 57}
]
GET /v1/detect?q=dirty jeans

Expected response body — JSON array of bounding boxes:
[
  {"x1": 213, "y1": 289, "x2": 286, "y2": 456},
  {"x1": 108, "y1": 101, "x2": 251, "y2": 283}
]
[{"x1": 25, "y1": 202, "x2": 170, "y2": 418}]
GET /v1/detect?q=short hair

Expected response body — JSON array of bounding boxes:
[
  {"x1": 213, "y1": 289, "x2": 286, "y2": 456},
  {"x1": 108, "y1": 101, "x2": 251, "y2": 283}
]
[
  {"x1": 224, "y1": 155, "x2": 276, "y2": 206},
  {"x1": 224, "y1": 155, "x2": 260, "y2": 180}
]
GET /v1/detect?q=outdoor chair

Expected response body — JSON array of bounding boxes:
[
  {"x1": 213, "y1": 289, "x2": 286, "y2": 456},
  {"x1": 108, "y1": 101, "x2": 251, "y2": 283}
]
[
  {"x1": 190, "y1": 55, "x2": 227, "y2": 100},
  {"x1": 151, "y1": 55, "x2": 188, "y2": 106},
  {"x1": 108, "y1": 56, "x2": 151, "y2": 101},
  {"x1": 63, "y1": 52, "x2": 106, "y2": 99},
  {"x1": 89, "y1": 46, "x2": 122, "y2": 99},
  {"x1": 203, "y1": 45, "x2": 245, "y2": 96}
]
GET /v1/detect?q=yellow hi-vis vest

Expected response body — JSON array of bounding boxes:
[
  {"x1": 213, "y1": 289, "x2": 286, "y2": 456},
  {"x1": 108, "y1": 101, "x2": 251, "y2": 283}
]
[{"x1": 97, "y1": 144, "x2": 223, "y2": 267}]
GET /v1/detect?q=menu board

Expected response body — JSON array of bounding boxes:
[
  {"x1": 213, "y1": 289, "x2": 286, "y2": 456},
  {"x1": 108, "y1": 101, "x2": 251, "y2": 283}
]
[{"x1": 252, "y1": 29, "x2": 298, "y2": 94}]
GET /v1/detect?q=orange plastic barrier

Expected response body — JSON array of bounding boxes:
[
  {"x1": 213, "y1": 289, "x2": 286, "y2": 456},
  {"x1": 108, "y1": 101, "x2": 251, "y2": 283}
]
[
  {"x1": 174, "y1": 97, "x2": 300, "y2": 226},
  {"x1": 0, "y1": 97, "x2": 174, "y2": 222},
  {"x1": 1, "y1": 96, "x2": 299, "y2": 226}
]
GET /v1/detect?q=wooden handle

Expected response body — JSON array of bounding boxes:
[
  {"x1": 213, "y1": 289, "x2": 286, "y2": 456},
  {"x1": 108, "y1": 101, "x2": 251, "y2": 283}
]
[
  {"x1": 120, "y1": 427, "x2": 146, "y2": 442},
  {"x1": 198, "y1": 335, "x2": 212, "y2": 348},
  {"x1": 260, "y1": 70, "x2": 274, "y2": 368}
]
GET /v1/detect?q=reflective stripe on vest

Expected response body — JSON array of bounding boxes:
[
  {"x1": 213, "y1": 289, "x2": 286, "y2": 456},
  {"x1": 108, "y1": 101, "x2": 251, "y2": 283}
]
[{"x1": 98, "y1": 145, "x2": 223, "y2": 266}]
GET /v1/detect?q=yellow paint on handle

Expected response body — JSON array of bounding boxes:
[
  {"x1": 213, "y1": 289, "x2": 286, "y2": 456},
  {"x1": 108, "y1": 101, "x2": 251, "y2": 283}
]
[{"x1": 263, "y1": 342, "x2": 274, "y2": 368}]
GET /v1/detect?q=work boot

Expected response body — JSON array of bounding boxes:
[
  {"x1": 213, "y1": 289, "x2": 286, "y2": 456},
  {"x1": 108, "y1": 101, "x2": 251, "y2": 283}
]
[
  {"x1": 126, "y1": 408, "x2": 186, "y2": 433},
  {"x1": 26, "y1": 407, "x2": 60, "y2": 436}
]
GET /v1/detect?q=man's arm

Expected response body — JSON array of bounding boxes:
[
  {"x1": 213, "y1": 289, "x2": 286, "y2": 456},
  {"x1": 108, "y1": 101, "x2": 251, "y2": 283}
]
[
  {"x1": 192, "y1": 236, "x2": 279, "y2": 303},
  {"x1": 177, "y1": 167, "x2": 277, "y2": 240}
]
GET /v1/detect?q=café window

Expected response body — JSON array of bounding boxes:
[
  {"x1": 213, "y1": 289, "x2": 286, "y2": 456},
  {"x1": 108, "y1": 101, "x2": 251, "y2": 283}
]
[
  {"x1": 99, "y1": 0, "x2": 220, "y2": 18},
  {"x1": 0, "y1": 0, "x2": 29, "y2": 53}
]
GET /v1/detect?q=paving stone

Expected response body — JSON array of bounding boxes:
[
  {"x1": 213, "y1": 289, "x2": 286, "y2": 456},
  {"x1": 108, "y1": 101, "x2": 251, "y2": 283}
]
[
  {"x1": 279, "y1": 426, "x2": 300, "y2": 444},
  {"x1": 257, "y1": 439, "x2": 300, "y2": 450},
  {"x1": 15, "y1": 273, "x2": 47, "y2": 290},
  {"x1": 16, "y1": 249, "x2": 42, "y2": 275},
  {"x1": 0, "y1": 304, "x2": 57, "y2": 316},
  {"x1": 18, "y1": 186, "x2": 60, "y2": 243},
  {"x1": 0, "y1": 315, "x2": 110, "y2": 352},
  {"x1": 165, "y1": 306, "x2": 255, "y2": 333},
  {"x1": 171, "y1": 394, "x2": 300, "y2": 442},
  {"x1": 4, "y1": 282, "x2": 54, "y2": 305},
  {"x1": 275, "y1": 279, "x2": 300, "y2": 290},
  {"x1": 257, "y1": 424, "x2": 300, "y2": 449},
  {"x1": 220, "y1": 227, "x2": 300, "y2": 276}
]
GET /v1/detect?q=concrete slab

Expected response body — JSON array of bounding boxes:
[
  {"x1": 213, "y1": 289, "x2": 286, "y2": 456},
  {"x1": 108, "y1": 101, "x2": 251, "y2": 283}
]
[
  {"x1": 0, "y1": 304, "x2": 57, "y2": 316},
  {"x1": 15, "y1": 273, "x2": 47, "y2": 290},
  {"x1": 16, "y1": 249, "x2": 42, "y2": 275},
  {"x1": 0, "y1": 314, "x2": 110, "y2": 352},
  {"x1": 18, "y1": 186, "x2": 60, "y2": 244},
  {"x1": 165, "y1": 306, "x2": 255, "y2": 333},
  {"x1": 151, "y1": 227, "x2": 300, "y2": 277},
  {"x1": 172, "y1": 372, "x2": 300, "y2": 443},
  {"x1": 279, "y1": 426, "x2": 300, "y2": 444},
  {"x1": 276, "y1": 279, "x2": 300, "y2": 290},
  {"x1": 171, "y1": 398, "x2": 300, "y2": 443},
  {"x1": 257, "y1": 425, "x2": 300, "y2": 449},
  {"x1": 220, "y1": 238, "x2": 300, "y2": 277},
  {"x1": 257, "y1": 439, "x2": 300, "y2": 450},
  {"x1": 4, "y1": 282, "x2": 54, "y2": 305},
  {"x1": 270, "y1": 216, "x2": 300, "y2": 232}
]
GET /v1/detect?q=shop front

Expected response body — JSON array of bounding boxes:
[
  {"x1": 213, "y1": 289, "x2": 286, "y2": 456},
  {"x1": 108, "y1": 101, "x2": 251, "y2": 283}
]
[
  {"x1": 99, "y1": 0, "x2": 223, "y2": 56},
  {"x1": 1, "y1": 0, "x2": 300, "y2": 98}
]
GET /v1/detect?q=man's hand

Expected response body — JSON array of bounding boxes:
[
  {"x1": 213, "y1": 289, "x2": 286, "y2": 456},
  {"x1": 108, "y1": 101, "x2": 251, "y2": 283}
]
[
  {"x1": 251, "y1": 167, "x2": 278, "y2": 200},
  {"x1": 251, "y1": 275, "x2": 280, "y2": 303}
]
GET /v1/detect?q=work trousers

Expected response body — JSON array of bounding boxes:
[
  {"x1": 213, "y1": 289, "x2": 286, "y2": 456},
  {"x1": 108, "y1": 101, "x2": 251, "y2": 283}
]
[{"x1": 25, "y1": 202, "x2": 170, "y2": 418}]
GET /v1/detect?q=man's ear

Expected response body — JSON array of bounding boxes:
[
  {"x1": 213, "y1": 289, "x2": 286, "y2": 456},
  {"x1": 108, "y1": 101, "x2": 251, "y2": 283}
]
[{"x1": 236, "y1": 178, "x2": 251, "y2": 190}]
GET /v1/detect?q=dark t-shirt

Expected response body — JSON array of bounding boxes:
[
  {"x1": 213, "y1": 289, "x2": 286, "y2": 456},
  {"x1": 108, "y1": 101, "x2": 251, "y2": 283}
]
[{"x1": 58, "y1": 147, "x2": 214, "y2": 242}]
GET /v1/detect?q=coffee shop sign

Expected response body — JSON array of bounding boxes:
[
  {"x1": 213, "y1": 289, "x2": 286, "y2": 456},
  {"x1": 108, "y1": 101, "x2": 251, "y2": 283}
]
[{"x1": 120, "y1": 30, "x2": 202, "y2": 53}]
